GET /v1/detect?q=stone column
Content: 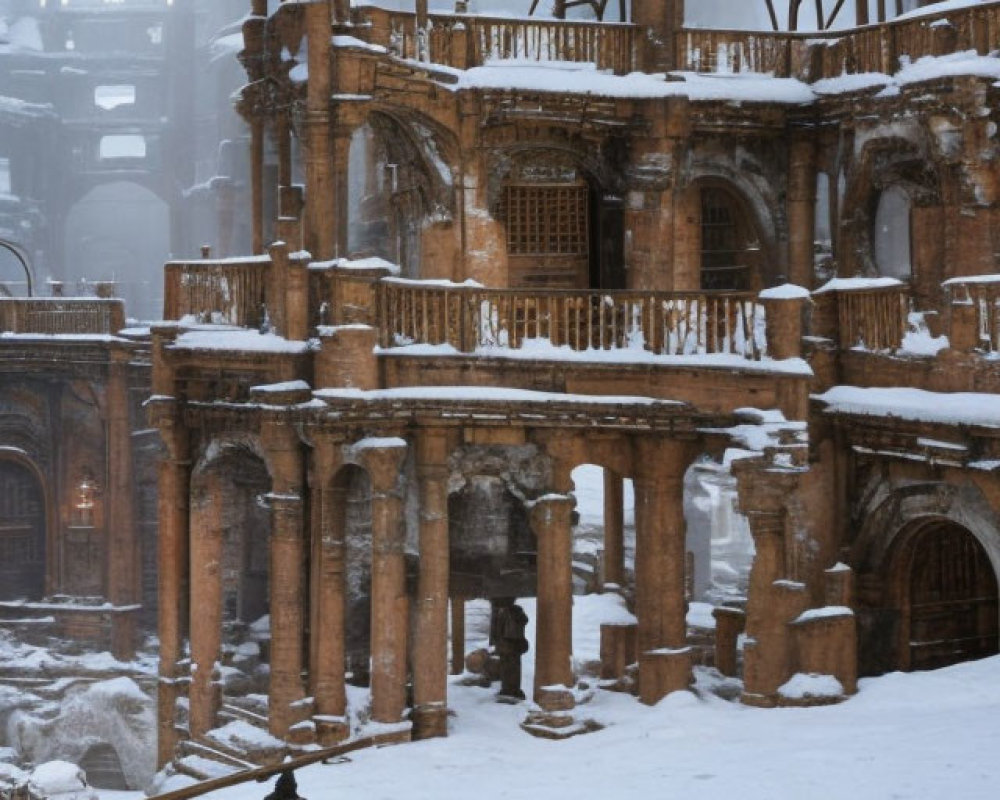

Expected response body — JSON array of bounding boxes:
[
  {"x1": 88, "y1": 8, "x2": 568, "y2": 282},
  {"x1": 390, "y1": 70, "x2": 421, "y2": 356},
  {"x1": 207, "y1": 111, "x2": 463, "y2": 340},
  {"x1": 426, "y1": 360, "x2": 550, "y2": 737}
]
[
  {"x1": 787, "y1": 136, "x2": 817, "y2": 289},
  {"x1": 734, "y1": 466, "x2": 808, "y2": 706},
  {"x1": 530, "y1": 494, "x2": 575, "y2": 700},
  {"x1": 361, "y1": 440, "x2": 409, "y2": 724},
  {"x1": 305, "y1": 1, "x2": 335, "y2": 260},
  {"x1": 188, "y1": 473, "x2": 224, "y2": 740},
  {"x1": 263, "y1": 422, "x2": 308, "y2": 739},
  {"x1": 633, "y1": 438, "x2": 691, "y2": 705},
  {"x1": 156, "y1": 413, "x2": 189, "y2": 768},
  {"x1": 107, "y1": 350, "x2": 137, "y2": 661},
  {"x1": 412, "y1": 429, "x2": 451, "y2": 739},
  {"x1": 603, "y1": 469, "x2": 625, "y2": 588},
  {"x1": 309, "y1": 438, "x2": 349, "y2": 745}
]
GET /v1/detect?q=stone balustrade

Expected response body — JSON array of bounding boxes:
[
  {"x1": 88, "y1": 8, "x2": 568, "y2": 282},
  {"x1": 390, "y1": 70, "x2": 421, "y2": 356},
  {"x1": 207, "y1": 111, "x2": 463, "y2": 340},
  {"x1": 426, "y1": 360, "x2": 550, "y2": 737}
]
[
  {"x1": 163, "y1": 256, "x2": 271, "y2": 328},
  {"x1": 675, "y1": 2, "x2": 1000, "y2": 79},
  {"x1": 0, "y1": 297, "x2": 125, "y2": 335},
  {"x1": 359, "y1": 7, "x2": 638, "y2": 74},
  {"x1": 375, "y1": 280, "x2": 766, "y2": 360},
  {"x1": 812, "y1": 280, "x2": 909, "y2": 352}
]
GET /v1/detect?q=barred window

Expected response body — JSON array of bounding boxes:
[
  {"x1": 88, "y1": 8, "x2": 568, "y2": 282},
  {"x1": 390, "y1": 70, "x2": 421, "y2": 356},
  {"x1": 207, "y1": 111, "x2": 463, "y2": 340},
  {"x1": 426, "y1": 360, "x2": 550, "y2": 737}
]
[{"x1": 500, "y1": 183, "x2": 589, "y2": 256}]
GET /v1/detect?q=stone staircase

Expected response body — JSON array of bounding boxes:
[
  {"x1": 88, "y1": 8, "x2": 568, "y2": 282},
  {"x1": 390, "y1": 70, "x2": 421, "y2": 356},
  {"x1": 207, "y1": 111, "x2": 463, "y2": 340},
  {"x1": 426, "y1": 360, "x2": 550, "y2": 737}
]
[{"x1": 169, "y1": 697, "x2": 288, "y2": 782}]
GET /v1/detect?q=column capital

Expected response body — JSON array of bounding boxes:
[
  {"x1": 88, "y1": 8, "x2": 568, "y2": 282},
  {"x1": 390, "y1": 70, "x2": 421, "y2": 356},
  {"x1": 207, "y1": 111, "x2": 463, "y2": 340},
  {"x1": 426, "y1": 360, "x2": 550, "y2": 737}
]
[
  {"x1": 631, "y1": 437, "x2": 695, "y2": 485},
  {"x1": 354, "y1": 438, "x2": 408, "y2": 493}
]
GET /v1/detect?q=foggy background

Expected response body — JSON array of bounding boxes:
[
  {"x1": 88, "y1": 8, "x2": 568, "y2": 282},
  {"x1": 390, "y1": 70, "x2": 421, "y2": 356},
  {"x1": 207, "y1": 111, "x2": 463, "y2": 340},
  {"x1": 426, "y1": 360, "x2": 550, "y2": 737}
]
[{"x1": 0, "y1": 0, "x2": 951, "y2": 319}]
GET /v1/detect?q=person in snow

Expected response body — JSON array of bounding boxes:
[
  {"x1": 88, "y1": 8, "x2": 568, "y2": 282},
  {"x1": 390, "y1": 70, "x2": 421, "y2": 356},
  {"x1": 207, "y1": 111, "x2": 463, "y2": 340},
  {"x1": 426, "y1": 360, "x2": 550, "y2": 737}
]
[
  {"x1": 495, "y1": 599, "x2": 530, "y2": 700},
  {"x1": 264, "y1": 770, "x2": 304, "y2": 800}
]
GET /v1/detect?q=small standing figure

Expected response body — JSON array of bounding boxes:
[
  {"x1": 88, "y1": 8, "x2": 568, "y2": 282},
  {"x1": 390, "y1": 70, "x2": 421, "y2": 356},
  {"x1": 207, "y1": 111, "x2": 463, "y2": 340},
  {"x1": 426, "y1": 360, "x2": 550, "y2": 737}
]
[
  {"x1": 264, "y1": 771, "x2": 304, "y2": 800},
  {"x1": 496, "y1": 600, "x2": 530, "y2": 700}
]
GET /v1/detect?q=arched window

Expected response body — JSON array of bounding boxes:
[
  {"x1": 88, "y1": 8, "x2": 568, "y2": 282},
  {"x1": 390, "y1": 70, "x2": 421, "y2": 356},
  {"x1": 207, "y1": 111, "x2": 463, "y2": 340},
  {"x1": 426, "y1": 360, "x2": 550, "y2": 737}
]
[{"x1": 874, "y1": 186, "x2": 912, "y2": 280}]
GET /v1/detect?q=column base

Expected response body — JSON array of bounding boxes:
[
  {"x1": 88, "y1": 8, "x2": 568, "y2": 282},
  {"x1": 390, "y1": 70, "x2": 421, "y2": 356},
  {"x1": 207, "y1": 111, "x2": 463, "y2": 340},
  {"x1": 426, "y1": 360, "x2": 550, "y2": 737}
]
[
  {"x1": 286, "y1": 720, "x2": 317, "y2": 747},
  {"x1": 638, "y1": 647, "x2": 692, "y2": 705},
  {"x1": 411, "y1": 703, "x2": 449, "y2": 739},
  {"x1": 315, "y1": 716, "x2": 350, "y2": 747}
]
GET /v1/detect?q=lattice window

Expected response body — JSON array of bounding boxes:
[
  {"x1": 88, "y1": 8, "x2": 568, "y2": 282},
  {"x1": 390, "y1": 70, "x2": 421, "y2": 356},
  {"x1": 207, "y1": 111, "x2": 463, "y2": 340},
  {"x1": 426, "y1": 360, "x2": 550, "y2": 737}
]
[{"x1": 500, "y1": 183, "x2": 589, "y2": 256}]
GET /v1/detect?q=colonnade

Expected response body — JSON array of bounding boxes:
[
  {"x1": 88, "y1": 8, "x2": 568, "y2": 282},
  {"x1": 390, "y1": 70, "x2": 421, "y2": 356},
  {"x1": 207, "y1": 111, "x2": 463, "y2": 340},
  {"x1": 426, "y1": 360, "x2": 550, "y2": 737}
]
[{"x1": 156, "y1": 425, "x2": 702, "y2": 764}]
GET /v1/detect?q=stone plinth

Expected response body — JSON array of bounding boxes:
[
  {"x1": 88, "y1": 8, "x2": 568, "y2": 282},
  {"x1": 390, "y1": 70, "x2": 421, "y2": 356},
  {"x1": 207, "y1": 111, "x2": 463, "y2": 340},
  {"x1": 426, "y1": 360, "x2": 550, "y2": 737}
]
[
  {"x1": 315, "y1": 325, "x2": 379, "y2": 389},
  {"x1": 638, "y1": 647, "x2": 692, "y2": 705},
  {"x1": 600, "y1": 622, "x2": 637, "y2": 681},
  {"x1": 792, "y1": 608, "x2": 858, "y2": 696}
]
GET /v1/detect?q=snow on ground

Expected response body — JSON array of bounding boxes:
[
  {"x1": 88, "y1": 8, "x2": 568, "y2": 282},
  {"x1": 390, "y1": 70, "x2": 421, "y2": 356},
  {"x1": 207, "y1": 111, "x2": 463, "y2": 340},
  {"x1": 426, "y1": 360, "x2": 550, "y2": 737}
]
[{"x1": 167, "y1": 600, "x2": 1000, "y2": 800}]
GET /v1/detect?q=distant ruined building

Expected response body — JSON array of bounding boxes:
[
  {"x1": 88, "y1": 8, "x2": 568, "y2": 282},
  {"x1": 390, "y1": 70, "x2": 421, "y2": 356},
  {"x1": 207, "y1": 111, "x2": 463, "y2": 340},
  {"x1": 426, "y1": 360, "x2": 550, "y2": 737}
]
[{"x1": 1, "y1": 0, "x2": 1000, "y2": 788}]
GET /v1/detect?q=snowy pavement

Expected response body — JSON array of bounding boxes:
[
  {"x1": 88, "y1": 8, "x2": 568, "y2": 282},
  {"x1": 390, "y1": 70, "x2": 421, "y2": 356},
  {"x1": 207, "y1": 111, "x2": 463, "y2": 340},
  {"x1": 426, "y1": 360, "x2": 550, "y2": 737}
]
[{"x1": 130, "y1": 593, "x2": 1000, "y2": 800}]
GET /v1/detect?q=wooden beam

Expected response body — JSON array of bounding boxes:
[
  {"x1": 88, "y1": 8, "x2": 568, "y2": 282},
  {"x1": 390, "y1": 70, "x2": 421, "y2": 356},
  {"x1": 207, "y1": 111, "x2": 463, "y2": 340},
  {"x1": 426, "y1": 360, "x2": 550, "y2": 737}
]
[
  {"x1": 856, "y1": 0, "x2": 869, "y2": 25},
  {"x1": 826, "y1": 0, "x2": 848, "y2": 29},
  {"x1": 765, "y1": 0, "x2": 780, "y2": 31}
]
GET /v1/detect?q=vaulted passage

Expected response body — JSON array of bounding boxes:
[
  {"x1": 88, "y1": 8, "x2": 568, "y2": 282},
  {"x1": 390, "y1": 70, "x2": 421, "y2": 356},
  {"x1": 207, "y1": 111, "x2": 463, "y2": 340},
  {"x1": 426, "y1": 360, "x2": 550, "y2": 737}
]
[
  {"x1": 907, "y1": 522, "x2": 998, "y2": 671},
  {"x1": 0, "y1": 460, "x2": 45, "y2": 601}
]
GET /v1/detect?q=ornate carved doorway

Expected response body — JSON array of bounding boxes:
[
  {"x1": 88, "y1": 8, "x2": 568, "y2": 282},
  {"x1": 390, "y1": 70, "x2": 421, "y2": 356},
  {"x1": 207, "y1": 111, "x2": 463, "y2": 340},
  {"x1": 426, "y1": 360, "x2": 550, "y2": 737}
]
[
  {"x1": 906, "y1": 521, "x2": 998, "y2": 670},
  {"x1": 0, "y1": 460, "x2": 45, "y2": 600}
]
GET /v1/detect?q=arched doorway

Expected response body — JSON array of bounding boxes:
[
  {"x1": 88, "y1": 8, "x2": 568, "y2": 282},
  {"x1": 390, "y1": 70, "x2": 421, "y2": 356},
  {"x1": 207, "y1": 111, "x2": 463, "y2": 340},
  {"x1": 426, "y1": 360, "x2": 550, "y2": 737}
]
[
  {"x1": 0, "y1": 459, "x2": 45, "y2": 601},
  {"x1": 904, "y1": 521, "x2": 998, "y2": 671},
  {"x1": 699, "y1": 186, "x2": 761, "y2": 291},
  {"x1": 64, "y1": 181, "x2": 170, "y2": 321}
]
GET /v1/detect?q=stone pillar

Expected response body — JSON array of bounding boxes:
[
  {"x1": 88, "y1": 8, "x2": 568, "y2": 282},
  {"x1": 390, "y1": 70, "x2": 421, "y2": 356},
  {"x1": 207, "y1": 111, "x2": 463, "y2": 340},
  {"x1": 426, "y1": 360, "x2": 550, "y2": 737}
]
[
  {"x1": 632, "y1": 0, "x2": 685, "y2": 71},
  {"x1": 787, "y1": 137, "x2": 817, "y2": 289},
  {"x1": 156, "y1": 414, "x2": 190, "y2": 768},
  {"x1": 412, "y1": 429, "x2": 451, "y2": 739},
  {"x1": 107, "y1": 350, "x2": 137, "y2": 661},
  {"x1": 263, "y1": 422, "x2": 308, "y2": 739},
  {"x1": 309, "y1": 439, "x2": 349, "y2": 745},
  {"x1": 530, "y1": 494, "x2": 575, "y2": 700},
  {"x1": 734, "y1": 466, "x2": 808, "y2": 706},
  {"x1": 759, "y1": 287, "x2": 809, "y2": 360},
  {"x1": 603, "y1": 469, "x2": 625, "y2": 588},
  {"x1": 855, "y1": 0, "x2": 869, "y2": 25},
  {"x1": 415, "y1": 0, "x2": 429, "y2": 61},
  {"x1": 633, "y1": 438, "x2": 691, "y2": 705},
  {"x1": 305, "y1": 1, "x2": 335, "y2": 260},
  {"x1": 361, "y1": 440, "x2": 409, "y2": 724},
  {"x1": 188, "y1": 473, "x2": 224, "y2": 740},
  {"x1": 450, "y1": 597, "x2": 465, "y2": 675},
  {"x1": 315, "y1": 325, "x2": 379, "y2": 390}
]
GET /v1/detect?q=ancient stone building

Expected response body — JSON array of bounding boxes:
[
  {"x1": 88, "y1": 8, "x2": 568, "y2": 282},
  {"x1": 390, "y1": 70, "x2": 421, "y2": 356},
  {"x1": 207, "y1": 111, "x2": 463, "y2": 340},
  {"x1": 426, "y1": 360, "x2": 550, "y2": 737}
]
[
  {"x1": 0, "y1": 0, "x2": 254, "y2": 319},
  {"x1": 133, "y1": 0, "x2": 1000, "y2": 777},
  {"x1": 0, "y1": 294, "x2": 156, "y2": 658}
]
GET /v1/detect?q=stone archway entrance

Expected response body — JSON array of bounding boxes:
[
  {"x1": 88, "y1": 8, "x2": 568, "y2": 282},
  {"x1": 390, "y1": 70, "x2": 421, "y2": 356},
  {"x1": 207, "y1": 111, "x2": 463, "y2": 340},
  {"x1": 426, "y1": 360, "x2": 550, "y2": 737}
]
[
  {"x1": 904, "y1": 520, "x2": 999, "y2": 671},
  {"x1": 0, "y1": 459, "x2": 45, "y2": 601}
]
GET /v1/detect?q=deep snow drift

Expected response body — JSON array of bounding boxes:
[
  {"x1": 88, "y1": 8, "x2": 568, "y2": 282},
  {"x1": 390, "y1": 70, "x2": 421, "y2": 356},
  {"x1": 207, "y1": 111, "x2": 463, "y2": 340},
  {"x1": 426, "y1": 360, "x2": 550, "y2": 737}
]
[{"x1": 163, "y1": 594, "x2": 1000, "y2": 800}]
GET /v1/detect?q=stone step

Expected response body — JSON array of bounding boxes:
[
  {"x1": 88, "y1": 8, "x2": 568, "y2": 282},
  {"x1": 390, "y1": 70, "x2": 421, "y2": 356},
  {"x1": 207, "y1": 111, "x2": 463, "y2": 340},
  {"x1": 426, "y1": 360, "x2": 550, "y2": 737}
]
[
  {"x1": 173, "y1": 754, "x2": 240, "y2": 782},
  {"x1": 178, "y1": 739, "x2": 257, "y2": 772},
  {"x1": 219, "y1": 703, "x2": 269, "y2": 729}
]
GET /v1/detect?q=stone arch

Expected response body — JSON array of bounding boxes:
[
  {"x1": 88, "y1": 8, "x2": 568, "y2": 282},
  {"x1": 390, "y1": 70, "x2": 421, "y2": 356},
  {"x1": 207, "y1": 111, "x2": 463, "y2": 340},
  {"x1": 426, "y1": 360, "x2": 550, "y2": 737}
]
[
  {"x1": 63, "y1": 180, "x2": 171, "y2": 321},
  {"x1": 886, "y1": 517, "x2": 998, "y2": 672},
  {"x1": 487, "y1": 140, "x2": 628, "y2": 290},
  {"x1": 346, "y1": 108, "x2": 458, "y2": 278},
  {"x1": 841, "y1": 134, "x2": 942, "y2": 297},
  {"x1": 0, "y1": 448, "x2": 49, "y2": 601},
  {"x1": 681, "y1": 166, "x2": 780, "y2": 291},
  {"x1": 850, "y1": 478, "x2": 1000, "y2": 675},
  {"x1": 78, "y1": 742, "x2": 128, "y2": 791}
]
